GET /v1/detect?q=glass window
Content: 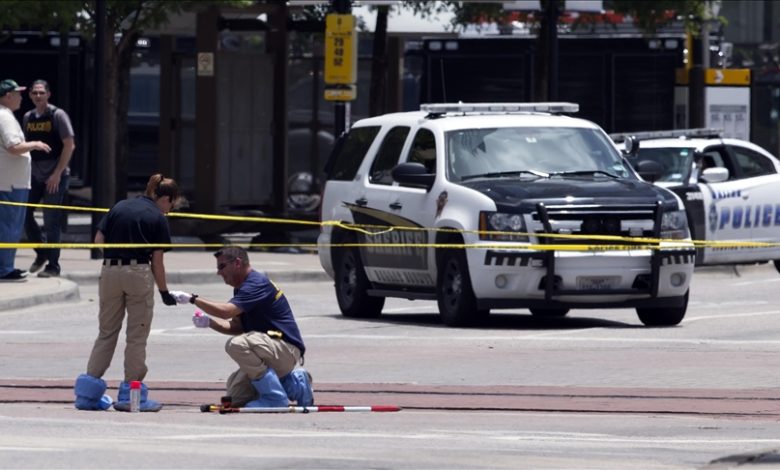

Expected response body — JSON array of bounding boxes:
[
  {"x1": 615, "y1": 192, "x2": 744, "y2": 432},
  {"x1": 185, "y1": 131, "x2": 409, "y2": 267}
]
[
  {"x1": 730, "y1": 146, "x2": 776, "y2": 178},
  {"x1": 325, "y1": 126, "x2": 380, "y2": 181},
  {"x1": 634, "y1": 147, "x2": 695, "y2": 184},
  {"x1": 406, "y1": 128, "x2": 437, "y2": 173},
  {"x1": 446, "y1": 127, "x2": 630, "y2": 182},
  {"x1": 369, "y1": 126, "x2": 410, "y2": 185}
]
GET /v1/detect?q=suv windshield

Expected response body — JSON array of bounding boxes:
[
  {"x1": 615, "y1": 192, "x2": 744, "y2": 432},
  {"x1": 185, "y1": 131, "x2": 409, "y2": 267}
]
[
  {"x1": 632, "y1": 147, "x2": 695, "y2": 183},
  {"x1": 446, "y1": 127, "x2": 631, "y2": 182}
]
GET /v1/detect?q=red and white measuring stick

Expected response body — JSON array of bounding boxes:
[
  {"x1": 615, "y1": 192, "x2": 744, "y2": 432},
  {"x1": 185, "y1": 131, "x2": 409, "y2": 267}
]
[{"x1": 201, "y1": 404, "x2": 401, "y2": 414}]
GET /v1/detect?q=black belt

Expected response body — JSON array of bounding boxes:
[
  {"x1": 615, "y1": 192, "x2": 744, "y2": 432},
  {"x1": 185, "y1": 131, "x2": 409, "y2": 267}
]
[{"x1": 103, "y1": 258, "x2": 148, "y2": 266}]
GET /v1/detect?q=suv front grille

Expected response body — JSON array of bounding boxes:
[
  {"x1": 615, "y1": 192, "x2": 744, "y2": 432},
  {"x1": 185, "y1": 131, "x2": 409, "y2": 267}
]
[{"x1": 532, "y1": 202, "x2": 661, "y2": 246}]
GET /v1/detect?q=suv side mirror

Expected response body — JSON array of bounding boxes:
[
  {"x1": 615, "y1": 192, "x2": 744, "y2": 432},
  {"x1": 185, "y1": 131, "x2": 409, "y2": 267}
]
[
  {"x1": 391, "y1": 162, "x2": 435, "y2": 190},
  {"x1": 622, "y1": 136, "x2": 639, "y2": 156},
  {"x1": 634, "y1": 159, "x2": 664, "y2": 182}
]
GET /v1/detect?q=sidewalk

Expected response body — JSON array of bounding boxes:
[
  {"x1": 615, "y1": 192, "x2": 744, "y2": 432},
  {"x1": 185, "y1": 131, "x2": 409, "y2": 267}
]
[{"x1": 0, "y1": 248, "x2": 330, "y2": 312}]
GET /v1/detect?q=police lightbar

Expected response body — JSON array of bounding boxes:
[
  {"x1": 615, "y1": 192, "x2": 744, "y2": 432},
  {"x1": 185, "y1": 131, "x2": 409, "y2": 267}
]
[
  {"x1": 420, "y1": 102, "x2": 579, "y2": 116},
  {"x1": 610, "y1": 128, "x2": 723, "y2": 143}
]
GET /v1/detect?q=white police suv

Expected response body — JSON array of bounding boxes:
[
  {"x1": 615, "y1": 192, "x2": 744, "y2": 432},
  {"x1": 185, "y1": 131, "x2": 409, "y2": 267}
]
[
  {"x1": 318, "y1": 103, "x2": 695, "y2": 327},
  {"x1": 612, "y1": 128, "x2": 780, "y2": 271}
]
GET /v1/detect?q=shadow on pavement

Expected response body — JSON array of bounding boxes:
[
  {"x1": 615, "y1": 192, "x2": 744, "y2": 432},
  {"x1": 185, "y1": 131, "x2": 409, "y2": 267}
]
[{"x1": 332, "y1": 311, "x2": 641, "y2": 330}]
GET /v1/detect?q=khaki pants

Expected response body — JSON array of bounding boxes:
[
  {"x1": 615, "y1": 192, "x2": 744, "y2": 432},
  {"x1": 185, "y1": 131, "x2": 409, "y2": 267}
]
[
  {"x1": 86, "y1": 263, "x2": 154, "y2": 382},
  {"x1": 225, "y1": 331, "x2": 301, "y2": 407}
]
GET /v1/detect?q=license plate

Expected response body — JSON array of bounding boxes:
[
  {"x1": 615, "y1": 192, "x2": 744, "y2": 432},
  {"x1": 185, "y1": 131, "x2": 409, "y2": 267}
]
[{"x1": 576, "y1": 276, "x2": 620, "y2": 290}]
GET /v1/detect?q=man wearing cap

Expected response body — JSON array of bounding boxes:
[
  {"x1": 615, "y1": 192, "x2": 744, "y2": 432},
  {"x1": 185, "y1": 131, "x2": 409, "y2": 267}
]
[
  {"x1": 0, "y1": 79, "x2": 51, "y2": 281},
  {"x1": 23, "y1": 80, "x2": 76, "y2": 278}
]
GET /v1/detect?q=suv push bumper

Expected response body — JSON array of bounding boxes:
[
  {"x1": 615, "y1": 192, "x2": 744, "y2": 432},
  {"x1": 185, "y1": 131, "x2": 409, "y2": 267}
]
[{"x1": 470, "y1": 246, "x2": 695, "y2": 305}]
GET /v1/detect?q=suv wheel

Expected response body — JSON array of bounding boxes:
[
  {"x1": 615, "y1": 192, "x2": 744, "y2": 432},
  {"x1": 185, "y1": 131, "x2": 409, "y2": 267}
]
[
  {"x1": 529, "y1": 308, "x2": 570, "y2": 317},
  {"x1": 636, "y1": 290, "x2": 688, "y2": 326},
  {"x1": 437, "y1": 249, "x2": 488, "y2": 326},
  {"x1": 334, "y1": 247, "x2": 384, "y2": 318}
]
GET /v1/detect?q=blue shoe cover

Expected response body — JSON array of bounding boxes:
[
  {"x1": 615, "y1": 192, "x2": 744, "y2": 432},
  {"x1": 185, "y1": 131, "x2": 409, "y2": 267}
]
[
  {"x1": 75, "y1": 394, "x2": 112, "y2": 410},
  {"x1": 74, "y1": 374, "x2": 111, "y2": 411},
  {"x1": 114, "y1": 381, "x2": 163, "y2": 412},
  {"x1": 245, "y1": 369, "x2": 289, "y2": 408},
  {"x1": 280, "y1": 369, "x2": 314, "y2": 407}
]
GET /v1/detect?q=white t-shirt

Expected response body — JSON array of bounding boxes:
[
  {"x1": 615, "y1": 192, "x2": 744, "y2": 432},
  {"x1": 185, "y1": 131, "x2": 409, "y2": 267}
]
[{"x1": 0, "y1": 104, "x2": 31, "y2": 191}]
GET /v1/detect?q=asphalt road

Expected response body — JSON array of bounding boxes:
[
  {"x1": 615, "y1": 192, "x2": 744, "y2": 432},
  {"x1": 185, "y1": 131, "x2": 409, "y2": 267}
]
[{"x1": 1, "y1": 263, "x2": 780, "y2": 468}]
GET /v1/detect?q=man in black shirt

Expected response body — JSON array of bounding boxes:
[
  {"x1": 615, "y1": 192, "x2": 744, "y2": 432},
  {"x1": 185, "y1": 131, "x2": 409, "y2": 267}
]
[{"x1": 23, "y1": 80, "x2": 75, "y2": 278}]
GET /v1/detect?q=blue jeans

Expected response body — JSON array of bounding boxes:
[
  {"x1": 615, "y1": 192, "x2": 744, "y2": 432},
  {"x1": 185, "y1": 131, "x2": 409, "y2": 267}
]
[
  {"x1": 0, "y1": 187, "x2": 30, "y2": 277},
  {"x1": 24, "y1": 174, "x2": 69, "y2": 272}
]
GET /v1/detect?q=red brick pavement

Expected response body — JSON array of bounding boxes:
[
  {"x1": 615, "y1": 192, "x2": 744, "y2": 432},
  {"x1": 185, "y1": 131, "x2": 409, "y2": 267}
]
[{"x1": 2, "y1": 380, "x2": 778, "y2": 417}]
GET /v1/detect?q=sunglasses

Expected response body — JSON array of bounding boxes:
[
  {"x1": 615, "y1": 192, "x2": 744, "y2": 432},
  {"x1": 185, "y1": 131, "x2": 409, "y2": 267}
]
[{"x1": 217, "y1": 258, "x2": 236, "y2": 271}]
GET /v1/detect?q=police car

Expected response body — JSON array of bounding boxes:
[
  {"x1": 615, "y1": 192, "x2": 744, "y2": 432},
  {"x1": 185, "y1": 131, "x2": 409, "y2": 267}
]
[
  {"x1": 318, "y1": 103, "x2": 695, "y2": 327},
  {"x1": 612, "y1": 128, "x2": 780, "y2": 271}
]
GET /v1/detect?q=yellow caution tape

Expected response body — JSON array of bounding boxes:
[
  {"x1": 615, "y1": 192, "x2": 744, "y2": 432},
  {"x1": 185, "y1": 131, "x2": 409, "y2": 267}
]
[{"x1": 3, "y1": 200, "x2": 779, "y2": 250}]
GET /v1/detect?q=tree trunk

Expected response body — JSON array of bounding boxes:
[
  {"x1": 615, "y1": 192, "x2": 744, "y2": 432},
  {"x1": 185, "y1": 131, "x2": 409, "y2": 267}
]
[
  {"x1": 101, "y1": 24, "x2": 118, "y2": 207},
  {"x1": 114, "y1": 30, "x2": 139, "y2": 202},
  {"x1": 533, "y1": 0, "x2": 560, "y2": 101},
  {"x1": 369, "y1": 5, "x2": 389, "y2": 117}
]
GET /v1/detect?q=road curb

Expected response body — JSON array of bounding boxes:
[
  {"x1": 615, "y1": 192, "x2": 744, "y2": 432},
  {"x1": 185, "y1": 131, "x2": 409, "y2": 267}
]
[{"x1": 0, "y1": 278, "x2": 80, "y2": 312}]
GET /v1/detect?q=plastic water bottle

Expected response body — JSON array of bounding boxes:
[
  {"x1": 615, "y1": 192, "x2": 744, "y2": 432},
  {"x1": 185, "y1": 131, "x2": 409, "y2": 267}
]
[
  {"x1": 193, "y1": 310, "x2": 209, "y2": 328},
  {"x1": 130, "y1": 380, "x2": 141, "y2": 413}
]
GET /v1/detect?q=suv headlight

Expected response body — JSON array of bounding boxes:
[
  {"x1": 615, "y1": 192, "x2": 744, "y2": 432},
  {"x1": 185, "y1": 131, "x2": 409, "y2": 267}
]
[
  {"x1": 479, "y1": 211, "x2": 529, "y2": 242},
  {"x1": 660, "y1": 210, "x2": 689, "y2": 240}
]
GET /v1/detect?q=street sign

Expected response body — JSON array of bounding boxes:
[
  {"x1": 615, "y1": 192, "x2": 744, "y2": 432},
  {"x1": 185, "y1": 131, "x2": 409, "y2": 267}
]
[
  {"x1": 705, "y1": 68, "x2": 750, "y2": 86},
  {"x1": 325, "y1": 14, "x2": 357, "y2": 85},
  {"x1": 324, "y1": 84, "x2": 357, "y2": 101},
  {"x1": 197, "y1": 52, "x2": 214, "y2": 77},
  {"x1": 675, "y1": 68, "x2": 750, "y2": 86}
]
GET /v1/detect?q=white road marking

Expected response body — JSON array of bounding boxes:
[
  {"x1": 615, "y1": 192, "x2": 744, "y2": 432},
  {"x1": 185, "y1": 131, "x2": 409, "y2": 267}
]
[
  {"x1": 2, "y1": 412, "x2": 779, "y2": 451},
  {"x1": 733, "y1": 278, "x2": 780, "y2": 286},
  {"x1": 302, "y1": 333, "x2": 780, "y2": 345},
  {"x1": 150, "y1": 326, "x2": 199, "y2": 334},
  {"x1": 683, "y1": 309, "x2": 780, "y2": 324},
  {"x1": 0, "y1": 446, "x2": 63, "y2": 452},
  {"x1": 383, "y1": 306, "x2": 436, "y2": 313},
  {"x1": 689, "y1": 300, "x2": 768, "y2": 307},
  {"x1": 149, "y1": 429, "x2": 780, "y2": 447},
  {"x1": 490, "y1": 434, "x2": 780, "y2": 445}
]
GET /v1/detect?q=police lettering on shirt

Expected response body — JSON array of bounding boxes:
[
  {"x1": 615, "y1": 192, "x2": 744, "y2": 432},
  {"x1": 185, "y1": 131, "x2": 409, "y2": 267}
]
[{"x1": 25, "y1": 121, "x2": 52, "y2": 133}]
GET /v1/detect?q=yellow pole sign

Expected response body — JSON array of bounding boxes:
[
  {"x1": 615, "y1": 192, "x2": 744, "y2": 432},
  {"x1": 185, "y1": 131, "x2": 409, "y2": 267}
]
[
  {"x1": 324, "y1": 84, "x2": 357, "y2": 101},
  {"x1": 325, "y1": 13, "x2": 357, "y2": 101},
  {"x1": 675, "y1": 68, "x2": 751, "y2": 86},
  {"x1": 704, "y1": 68, "x2": 751, "y2": 86}
]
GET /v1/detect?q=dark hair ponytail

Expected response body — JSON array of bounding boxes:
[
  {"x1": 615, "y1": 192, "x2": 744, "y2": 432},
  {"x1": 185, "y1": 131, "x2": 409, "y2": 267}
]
[{"x1": 145, "y1": 173, "x2": 179, "y2": 202}]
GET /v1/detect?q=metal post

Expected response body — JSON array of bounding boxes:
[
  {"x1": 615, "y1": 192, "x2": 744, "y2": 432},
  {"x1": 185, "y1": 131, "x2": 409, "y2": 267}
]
[
  {"x1": 546, "y1": 0, "x2": 559, "y2": 101},
  {"x1": 332, "y1": 0, "x2": 351, "y2": 137},
  {"x1": 270, "y1": 2, "x2": 289, "y2": 214},
  {"x1": 689, "y1": 22, "x2": 709, "y2": 129},
  {"x1": 90, "y1": 0, "x2": 106, "y2": 259}
]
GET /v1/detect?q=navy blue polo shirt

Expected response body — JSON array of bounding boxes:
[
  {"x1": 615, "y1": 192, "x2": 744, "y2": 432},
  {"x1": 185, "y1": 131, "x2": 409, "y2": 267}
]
[
  {"x1": 229, "y1": 270, "x2": 306, "y2": 355},
  {"x1": 98, "y1": 195, "x2": 171, "y2": 261}
]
